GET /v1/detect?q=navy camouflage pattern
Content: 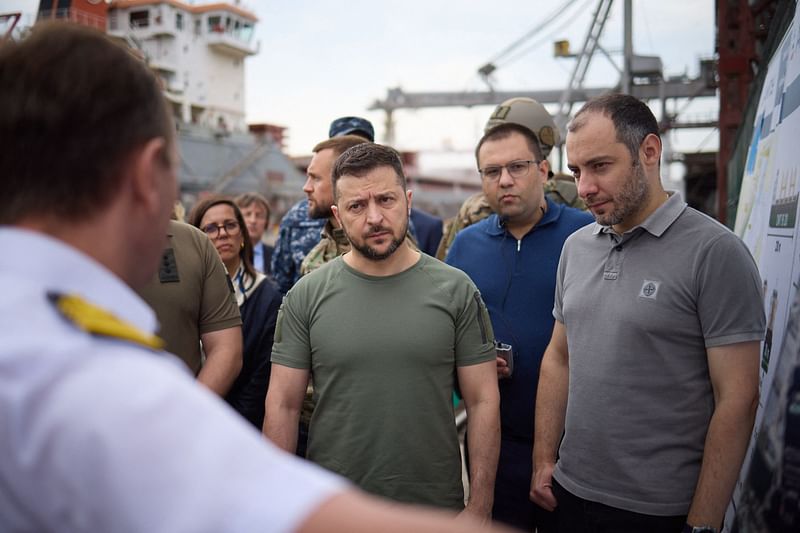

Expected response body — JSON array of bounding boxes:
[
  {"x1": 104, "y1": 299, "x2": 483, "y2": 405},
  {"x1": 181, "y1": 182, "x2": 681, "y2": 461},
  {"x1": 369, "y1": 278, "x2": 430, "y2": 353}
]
[{"x1": 270, "y1": 198, "x2": 326, "y2": 294}]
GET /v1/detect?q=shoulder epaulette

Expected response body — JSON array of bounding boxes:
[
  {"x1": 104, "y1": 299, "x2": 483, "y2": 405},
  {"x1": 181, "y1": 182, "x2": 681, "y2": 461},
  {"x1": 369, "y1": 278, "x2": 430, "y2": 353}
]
[{"x1": 48, "y1": 292, "x2": 164, "y2": 351}]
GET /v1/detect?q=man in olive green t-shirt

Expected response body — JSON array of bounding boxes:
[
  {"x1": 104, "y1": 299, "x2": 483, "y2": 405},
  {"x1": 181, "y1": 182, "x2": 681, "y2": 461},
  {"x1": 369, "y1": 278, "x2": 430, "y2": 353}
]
[{"x1": 264, "y1": 144, "x2": 500, "y2": 518}]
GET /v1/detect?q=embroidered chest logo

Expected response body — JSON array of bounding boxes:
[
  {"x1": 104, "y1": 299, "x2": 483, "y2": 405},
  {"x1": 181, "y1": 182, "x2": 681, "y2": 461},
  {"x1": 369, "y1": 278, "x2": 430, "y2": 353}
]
[{"x1": 639, "y1": 280, "x2": 661, "y2": 300}]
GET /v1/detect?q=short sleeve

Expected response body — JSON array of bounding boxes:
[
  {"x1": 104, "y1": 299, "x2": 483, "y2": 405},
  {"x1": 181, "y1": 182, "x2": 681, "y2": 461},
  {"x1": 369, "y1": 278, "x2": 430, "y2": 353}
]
[
  {"x1": 696, "y1": 233, "x2": 766, "y2": 347},
  {"x1": 198, "y1": 236, "x2": 241, "y2": 334},
  {"x1": 24, "y1": 351, "x2": 344, "y2": 533},
  {"x1": 270, "y1": 289, "x2": 312, "y2": 369},
  {"x1": 454, "y1": 282, "x2": 496, "y2": 367}
]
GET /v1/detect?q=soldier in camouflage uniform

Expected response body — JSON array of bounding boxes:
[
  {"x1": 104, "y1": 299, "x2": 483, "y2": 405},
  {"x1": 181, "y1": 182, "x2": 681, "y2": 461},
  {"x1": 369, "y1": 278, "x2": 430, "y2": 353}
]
[
  {"x1": 302, "y1": 219, "x2": 419, "y2": 276},
  {"x1": 270, "y1": 198, "x2": 326, "y2": 295},
  {"x1": 300, "y1": 219, "x2": 351, "y2": 276}
]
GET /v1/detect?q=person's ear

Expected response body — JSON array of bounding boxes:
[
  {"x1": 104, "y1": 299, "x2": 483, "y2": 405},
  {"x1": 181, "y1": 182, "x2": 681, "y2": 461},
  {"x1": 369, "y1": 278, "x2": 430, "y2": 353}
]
[
  {"x1": 640, "y1": 133, "x2": 662, "y2": 168},
  {"x1": 129, "y1": 137, "x2": 170, "y2": 214},
  {"x1": 332, "y1": 204, "x2": 342, "y2": 227},
  {"x1": 538, "y1": 160, "x2": 551, "y2": 183}
]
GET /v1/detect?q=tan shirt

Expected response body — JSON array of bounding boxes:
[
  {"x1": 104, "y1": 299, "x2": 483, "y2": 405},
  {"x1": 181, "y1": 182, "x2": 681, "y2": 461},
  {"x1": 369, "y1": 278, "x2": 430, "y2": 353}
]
[{"x1": 138, "y1": 220, "x2": 241, "y2": 373}]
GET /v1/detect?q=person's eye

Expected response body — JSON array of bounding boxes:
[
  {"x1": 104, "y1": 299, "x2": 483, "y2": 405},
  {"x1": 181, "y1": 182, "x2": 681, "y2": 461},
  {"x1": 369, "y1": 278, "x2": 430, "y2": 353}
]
[
  {"x1": 509, "y1": 162, "x2": 528, "y2": 174},
  {"x1": 484, "y1": 167, "x2": 501, "y2": 179}
]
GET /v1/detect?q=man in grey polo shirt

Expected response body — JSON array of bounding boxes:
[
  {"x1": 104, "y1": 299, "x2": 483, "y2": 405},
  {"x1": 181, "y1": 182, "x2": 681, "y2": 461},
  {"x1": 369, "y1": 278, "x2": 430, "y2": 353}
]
[{"x1": 530, "y1": 94, "x2": 765, "y2": 533}]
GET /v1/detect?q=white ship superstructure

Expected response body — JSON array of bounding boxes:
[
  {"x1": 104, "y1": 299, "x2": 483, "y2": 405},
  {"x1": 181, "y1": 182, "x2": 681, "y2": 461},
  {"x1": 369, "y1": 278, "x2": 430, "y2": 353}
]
[{"x1": 107, "y1": 0, "x2": 258, "y2": 133}]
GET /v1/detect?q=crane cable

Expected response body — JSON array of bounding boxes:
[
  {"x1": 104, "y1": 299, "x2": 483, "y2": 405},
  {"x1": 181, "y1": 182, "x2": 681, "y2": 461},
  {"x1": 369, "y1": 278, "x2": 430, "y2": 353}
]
[
  {"x1": 499, "y1": 0, "x2": 597, "y2": 67},
  {"x1": 484, "y1": 0, "x2": 583, "y2": 67}
]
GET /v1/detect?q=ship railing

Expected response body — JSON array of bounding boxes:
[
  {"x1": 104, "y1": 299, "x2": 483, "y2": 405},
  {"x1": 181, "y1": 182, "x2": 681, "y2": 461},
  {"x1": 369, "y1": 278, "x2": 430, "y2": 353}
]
[{"x1": 37, "y1": 8, "x2": 105, "y2": 31}]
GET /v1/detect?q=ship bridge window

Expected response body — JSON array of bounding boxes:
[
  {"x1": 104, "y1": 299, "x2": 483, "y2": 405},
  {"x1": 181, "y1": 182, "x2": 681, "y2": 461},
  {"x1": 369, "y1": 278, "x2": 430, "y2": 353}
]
[
  {"x1": 238, "y1": 22, "x2": 254, "y2": 41},
  {"x1": 208, "y1": 15, "x2": 223, "y2": 33},
  {"x1": 130, "y1": 10, "x2": 149, "y2": 28}
]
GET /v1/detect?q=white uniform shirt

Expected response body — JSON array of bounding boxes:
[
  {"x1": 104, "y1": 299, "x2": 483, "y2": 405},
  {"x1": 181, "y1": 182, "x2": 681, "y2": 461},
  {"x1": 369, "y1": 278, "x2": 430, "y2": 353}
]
[{"x1": 0, "y1": 228, "x2": 344, "y2": 533}]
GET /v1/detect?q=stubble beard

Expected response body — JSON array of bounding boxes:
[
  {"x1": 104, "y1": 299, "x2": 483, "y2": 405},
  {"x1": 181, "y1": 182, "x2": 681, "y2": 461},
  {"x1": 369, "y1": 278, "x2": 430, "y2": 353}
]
[{"x1": 595, "y1": 162, "x2": 649, "y2": 228}]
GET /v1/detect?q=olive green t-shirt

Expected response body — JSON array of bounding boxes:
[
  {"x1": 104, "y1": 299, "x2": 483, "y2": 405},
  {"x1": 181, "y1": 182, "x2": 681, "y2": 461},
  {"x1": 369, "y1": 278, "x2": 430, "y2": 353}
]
[{"x1": 272, "y1": 253, "x2": 495, "y2": 510}]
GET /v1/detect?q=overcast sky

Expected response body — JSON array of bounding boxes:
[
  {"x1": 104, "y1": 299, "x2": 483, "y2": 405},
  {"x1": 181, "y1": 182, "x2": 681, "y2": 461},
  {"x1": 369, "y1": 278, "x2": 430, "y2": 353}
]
[
  {"x1": 243, "y1": 1, "x2": 716, "y2": 156},
  {"x1": 8, "y1": 0, "x2": 716, "y2": 158}
]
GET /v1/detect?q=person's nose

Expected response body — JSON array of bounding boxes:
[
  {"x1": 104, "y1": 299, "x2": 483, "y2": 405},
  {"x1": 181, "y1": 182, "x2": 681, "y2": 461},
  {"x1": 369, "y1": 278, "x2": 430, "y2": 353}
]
[
  {"x1": 365, "y1": 201, "x2": 383, "y2": 226},
  {"x1": 498, "y1": 166, "x2": 515, "y2": 188},
  {"x1": 576, "y1": 173, "x2": 596, "y2": 199}
]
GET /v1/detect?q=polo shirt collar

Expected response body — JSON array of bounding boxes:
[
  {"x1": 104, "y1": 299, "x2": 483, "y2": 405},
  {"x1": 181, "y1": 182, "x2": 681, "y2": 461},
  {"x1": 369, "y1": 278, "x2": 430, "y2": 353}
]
[
  {"x1": 593, "y1": 191, "x2": 686, "y2": 238},
  {"x1": 486, "y1": 197, "x2": 563, "y2": 236}
]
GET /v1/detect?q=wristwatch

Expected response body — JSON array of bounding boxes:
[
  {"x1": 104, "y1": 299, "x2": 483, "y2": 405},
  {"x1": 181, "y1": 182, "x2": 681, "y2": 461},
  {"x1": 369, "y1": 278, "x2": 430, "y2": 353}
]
[{"x1": 682, "y1": 524, "x2": 718, "y2": 533}]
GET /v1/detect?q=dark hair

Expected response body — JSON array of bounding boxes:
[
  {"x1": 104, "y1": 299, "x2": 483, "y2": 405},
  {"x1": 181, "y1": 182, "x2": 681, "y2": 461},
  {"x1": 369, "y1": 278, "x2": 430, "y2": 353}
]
[
  {"x1": 234, "y1": 192, "x2": 271, "y2": 222},
  {"x1": 474, "y1": 123, "x2": 544, "y2": 166},
  {"x1": 0, "y1": 22, "x2": 174, "y2": 224},
  {"x1": 188, "y1": 196, "x2": 257, "y2": 281},
  {"x1": 313, "y1": 134, "x2": 369, "y2": 158},
  {"x1": 331, "y1": 143, "x2": 406, "y2": 199},
  {"x1": 569, "y1": 93, "x2": 660, "y2": 160}
]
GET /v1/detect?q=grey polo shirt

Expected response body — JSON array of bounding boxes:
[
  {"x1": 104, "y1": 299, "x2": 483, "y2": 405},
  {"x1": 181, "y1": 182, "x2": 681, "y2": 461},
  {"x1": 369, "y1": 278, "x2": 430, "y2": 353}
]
[{"x1": 552, "y1": 192, "x2": 765, "y2": 516}]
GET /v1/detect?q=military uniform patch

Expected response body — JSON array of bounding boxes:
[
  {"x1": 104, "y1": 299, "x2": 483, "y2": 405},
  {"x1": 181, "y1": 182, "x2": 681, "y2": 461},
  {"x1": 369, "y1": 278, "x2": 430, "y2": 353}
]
[
  {"x1": 491, "y1": 105, "x2": 511, "y2": 121},
  {"x1": 538, "y1": 126, "x2": 556, "y2": 148}
]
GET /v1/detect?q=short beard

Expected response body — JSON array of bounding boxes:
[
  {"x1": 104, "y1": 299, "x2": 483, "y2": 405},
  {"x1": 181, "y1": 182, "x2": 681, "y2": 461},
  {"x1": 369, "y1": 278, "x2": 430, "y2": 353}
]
[
  {"x1": 345, "y1": 218, "x2": 408, "y2": 262},
  {"x1": 596, "y1": 161, "x2": 649, "y2": 227}
]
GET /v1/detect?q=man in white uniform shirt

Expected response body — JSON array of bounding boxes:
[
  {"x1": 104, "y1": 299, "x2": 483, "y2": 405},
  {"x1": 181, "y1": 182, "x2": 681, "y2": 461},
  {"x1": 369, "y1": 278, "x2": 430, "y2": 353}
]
[{"x1": 0, "y1": 22, "x2": 512, "y2": 533}]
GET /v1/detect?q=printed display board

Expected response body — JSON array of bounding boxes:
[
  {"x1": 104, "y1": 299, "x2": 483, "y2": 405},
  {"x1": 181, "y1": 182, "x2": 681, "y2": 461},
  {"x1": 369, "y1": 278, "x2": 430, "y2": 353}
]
[{"x1": 732, "y1": 4, "x2": 800, "y2": 530}]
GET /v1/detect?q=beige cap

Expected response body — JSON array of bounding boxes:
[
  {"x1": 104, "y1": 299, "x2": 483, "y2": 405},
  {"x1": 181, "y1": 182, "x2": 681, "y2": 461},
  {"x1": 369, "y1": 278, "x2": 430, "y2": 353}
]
[{"x1": 484, "y1": 97, "x2": 560, "y2": 158}]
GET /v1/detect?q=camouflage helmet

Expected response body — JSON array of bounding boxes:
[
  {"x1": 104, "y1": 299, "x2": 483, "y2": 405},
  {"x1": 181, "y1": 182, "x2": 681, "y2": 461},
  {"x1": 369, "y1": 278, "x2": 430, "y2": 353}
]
[{"x1": 485, "y1": 97, "x2": 560, "y2": 158}]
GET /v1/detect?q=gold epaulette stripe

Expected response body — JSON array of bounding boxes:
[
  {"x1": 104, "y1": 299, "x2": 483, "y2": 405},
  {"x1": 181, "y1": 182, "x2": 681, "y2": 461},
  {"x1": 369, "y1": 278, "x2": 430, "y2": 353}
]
[{"x1": 48, "y1": 293, "x2": 164, "y2": 351}]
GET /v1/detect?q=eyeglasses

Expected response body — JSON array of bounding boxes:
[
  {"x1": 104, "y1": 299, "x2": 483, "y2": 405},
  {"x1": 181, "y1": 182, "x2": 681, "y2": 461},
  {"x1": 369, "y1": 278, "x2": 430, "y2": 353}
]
[
  {"x1": 202, "y1": 220, "x2": 240, "y2": 238},
  {"x1": 478, "y1": 159, "x2": 540, "y2": 182}
]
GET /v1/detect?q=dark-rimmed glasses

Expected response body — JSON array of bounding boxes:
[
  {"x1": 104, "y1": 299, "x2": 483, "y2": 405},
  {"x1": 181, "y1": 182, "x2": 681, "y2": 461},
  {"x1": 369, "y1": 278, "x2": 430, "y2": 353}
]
[
  {"x1": 479, "y1": 159, "x2": 540, "y2": 182},
  {"x1": 202, "y1": 220, "x2": 240, "y2": 239}
]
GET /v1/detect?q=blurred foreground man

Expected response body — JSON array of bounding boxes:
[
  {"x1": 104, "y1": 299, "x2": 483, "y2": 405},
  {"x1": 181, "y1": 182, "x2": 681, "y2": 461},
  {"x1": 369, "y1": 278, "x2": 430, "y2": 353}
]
[
  {"x1": 531, "y1": 93, "x2": 765, "y2": 533},
  {"x1": 0, "y1": 22, "x2": 514, "y2": 533},
  {"x1": 446, "y1": 97, "x2": 592, "y2": 531},
  {"x1": 265, "y1": 144, "x2": 501, "y2": 520}
]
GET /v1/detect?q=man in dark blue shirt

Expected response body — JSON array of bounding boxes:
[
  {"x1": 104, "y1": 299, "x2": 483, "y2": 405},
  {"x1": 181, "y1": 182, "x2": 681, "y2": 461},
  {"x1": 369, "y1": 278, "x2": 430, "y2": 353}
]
[{"x1": 447, "y1": 97, "x2": 592, "y2": 532}]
